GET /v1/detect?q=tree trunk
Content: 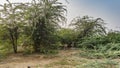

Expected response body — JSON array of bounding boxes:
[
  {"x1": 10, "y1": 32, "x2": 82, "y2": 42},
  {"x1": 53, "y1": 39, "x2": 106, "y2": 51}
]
[
  {"x1": 33, "y1": 44, "x2": 40, "y2": 52},
  {"x1": 8, "y1": 27, "x2": 18, "y2": 53},
  {"x1": 12, "y1": 42, "x2": 17, "y2": 53}
]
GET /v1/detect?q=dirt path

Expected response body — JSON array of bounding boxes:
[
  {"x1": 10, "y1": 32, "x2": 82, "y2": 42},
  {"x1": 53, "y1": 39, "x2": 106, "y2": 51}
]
[{"x1": 0, "y1": 50, "x2": 78, "y2": 68}]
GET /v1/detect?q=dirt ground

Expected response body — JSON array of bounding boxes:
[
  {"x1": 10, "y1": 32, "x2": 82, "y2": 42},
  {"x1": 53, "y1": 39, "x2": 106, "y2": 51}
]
[
  {"x1": 0, "y1": 50, "x2": 120, "y2": 68},
  {"x1": 0, "y1": 50, "x2": 79, "y2": 68}
]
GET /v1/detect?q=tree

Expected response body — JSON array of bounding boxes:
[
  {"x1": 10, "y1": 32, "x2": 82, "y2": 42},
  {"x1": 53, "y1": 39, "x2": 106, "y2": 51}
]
[
  {"x1": 23, "y1": 0, "x2": 66, "y2": 52},
  {"x1": 70, "y1": 16, "x2": 106, "y2": 40},
  {"x1": 0, "y1": 0, "x2": 24, "y2": 53}
]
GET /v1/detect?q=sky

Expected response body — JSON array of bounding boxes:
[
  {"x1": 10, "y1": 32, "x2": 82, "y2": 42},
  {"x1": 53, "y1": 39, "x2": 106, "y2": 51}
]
[
  {"x1": 0, "y1": 0, "x2": 120, "y2": 31},
  {"x1": 62, "y1": 0, "x2": 120, "y2": 31}
]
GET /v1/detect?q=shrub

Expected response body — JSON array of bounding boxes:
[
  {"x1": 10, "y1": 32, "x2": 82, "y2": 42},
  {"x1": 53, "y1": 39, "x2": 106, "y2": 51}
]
[{"x1": 79, "y1": 43, "x2": 120, "y2": 59}]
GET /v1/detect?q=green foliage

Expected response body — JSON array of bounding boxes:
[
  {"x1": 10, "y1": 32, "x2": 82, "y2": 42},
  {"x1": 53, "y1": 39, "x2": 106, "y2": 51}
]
[
  {"x1": 0, "y1": 0, "x2": 67, "y2": 54},
  {"x1": 107, "y1": 31, "x2": 120, "y2": 43},
  {"x1": 77, "y1": 30, "x2": 120, "y2": 59},
  {"x1": 79, "y1": 42, "x2": 120, "y2": 59},
  {"x1": 0, "y1": 0, "x2": 120, "y2": 62},
  {"x1": 71, "y1": 16, "x2": 106, "y2": 39},
  {"x1": 22, "y1": 0, "x2": 66, "y2": 52},
  {"x1": 0, "y1": 0, "x2": 25, "y2": 53},
  {"x1": 77, "y1": 35, "x2": 107, "y2": 48},
  {"x1": 70, "y1": 16, "x2": 107, "y2": 49},
  {"x1": 57, "y1": 28, "x2": 76, "y2": 46},
  {"x1": 0, "y1": 25, "x2": 12, "y2": 59},
  {"x1": 80, "y1": 59, "x2": 119, "y2": 68}
]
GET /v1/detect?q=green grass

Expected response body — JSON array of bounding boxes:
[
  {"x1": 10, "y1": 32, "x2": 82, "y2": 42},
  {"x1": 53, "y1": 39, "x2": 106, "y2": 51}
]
[
  {"x1": 44, "y1": 50, "x2": 120, "y2": 68},
  {"x1": 44, "y1": 56, "x2": 119, "y2": 68},
  {"x1": 79, "y1": 59, "x2": 119, "y2": 68}
]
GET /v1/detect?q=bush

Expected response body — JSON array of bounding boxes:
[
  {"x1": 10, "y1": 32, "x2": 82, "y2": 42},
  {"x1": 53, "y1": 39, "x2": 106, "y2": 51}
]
[
  {"x1": 79, "y1": 43, "x2": 120, "y2": 59},
  {"x1": 77, "y1": 35, "x2": 108, "y2": 49}
]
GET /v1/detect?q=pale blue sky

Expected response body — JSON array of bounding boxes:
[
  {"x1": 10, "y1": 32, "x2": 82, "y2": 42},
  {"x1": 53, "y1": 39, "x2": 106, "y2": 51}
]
[
  {"x1": 65, "y1": 0, "x2": 120, "y2": 31},
  {"x1": 0, "y1": 0, "x2": 120, "y2": 30}
]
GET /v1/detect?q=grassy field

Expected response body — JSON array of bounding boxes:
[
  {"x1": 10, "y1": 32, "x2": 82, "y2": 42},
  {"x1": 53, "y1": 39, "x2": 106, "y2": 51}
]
[{"x1": 0, "y1": 50, "x2": 120, "y2": 68}]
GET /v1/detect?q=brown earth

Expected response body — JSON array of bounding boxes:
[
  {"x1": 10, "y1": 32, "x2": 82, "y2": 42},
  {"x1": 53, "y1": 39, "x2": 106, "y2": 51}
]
[{"x1": 0, "y1": 50, "x2": 79, "y2": 68}]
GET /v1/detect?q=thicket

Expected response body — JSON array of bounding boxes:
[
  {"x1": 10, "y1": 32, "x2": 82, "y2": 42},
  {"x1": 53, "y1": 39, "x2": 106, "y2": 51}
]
[{"x1": 0, "y1": 0, "x2": 120, "y2": 59}]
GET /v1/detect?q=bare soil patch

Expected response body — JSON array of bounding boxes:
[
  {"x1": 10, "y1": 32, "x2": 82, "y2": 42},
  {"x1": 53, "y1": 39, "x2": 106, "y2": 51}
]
[{"x1": 0, "y1": 50, "x2": 79, "y2": 68}]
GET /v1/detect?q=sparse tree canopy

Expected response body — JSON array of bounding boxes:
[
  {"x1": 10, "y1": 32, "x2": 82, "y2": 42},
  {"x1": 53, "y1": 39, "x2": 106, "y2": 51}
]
[
  {"x1": 71, "y1": 16, "x2": 106, "y2": 38},
  {"x1": 0, "y1": 0, "x2": 25, "y2": 53}
]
